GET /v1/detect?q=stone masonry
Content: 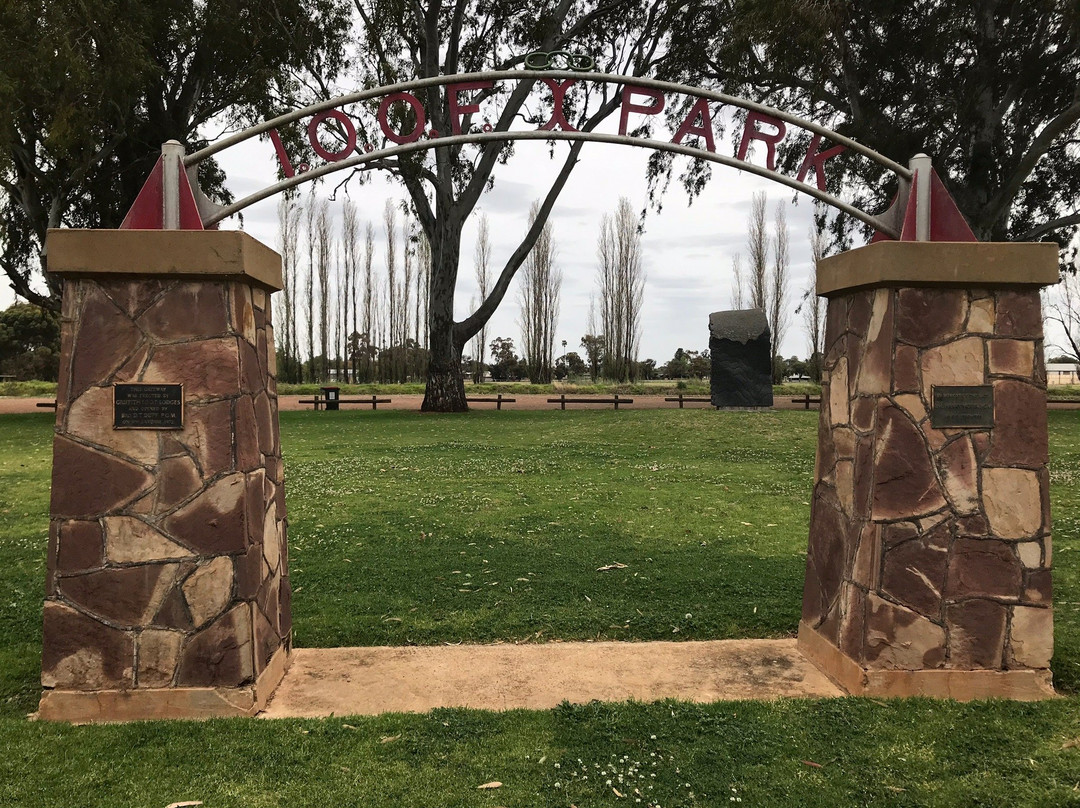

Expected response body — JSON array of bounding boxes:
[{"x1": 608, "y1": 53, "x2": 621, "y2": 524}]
[
  {"x1": 799, "y1": 241, "x2": 1060, "y2": 699},
  {"x1": 39, "y1": 229, "x2": 290, "y2": 721}
]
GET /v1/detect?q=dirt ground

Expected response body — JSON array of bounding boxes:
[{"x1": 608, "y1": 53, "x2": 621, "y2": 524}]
[
  {"x1": 260, "y1": 638, "x2": 842, "y2": 718},
  {"x1": 0, "y1": 394, "x2": 819, "y2": 414},
  {"x1": 4, "y1": 394, "x2": 1076, "y2": 415}
]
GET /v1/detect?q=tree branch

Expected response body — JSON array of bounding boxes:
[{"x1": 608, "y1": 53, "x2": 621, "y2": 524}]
[
  {"x1": 989, "y1": 95, "x2": 1080, "y2": 225},
  {"x1": 1019, "y1": 212, "x2": 1080, "y2": 242},
  {"x1": 454, "y1": 137, "x2": 586, "y2": 348}
]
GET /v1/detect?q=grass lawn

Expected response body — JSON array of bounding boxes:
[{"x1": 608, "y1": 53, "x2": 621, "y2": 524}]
[{"x1": 0, "y1": 409, "x2": 1079, "y2": 806}]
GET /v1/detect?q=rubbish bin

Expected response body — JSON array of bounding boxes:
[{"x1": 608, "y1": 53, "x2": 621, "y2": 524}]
[{"x1": 321, "y1": 386, "x2": 341, "y2": 411}]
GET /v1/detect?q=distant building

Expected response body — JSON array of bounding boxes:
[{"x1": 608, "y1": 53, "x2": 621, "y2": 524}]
[{"x1": 1047, "y1": 363, "x2": 1079, "y2": 385}]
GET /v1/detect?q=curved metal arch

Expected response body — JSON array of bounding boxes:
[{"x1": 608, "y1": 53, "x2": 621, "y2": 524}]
[
  {"x1": 203, "y1": 128, "x2": 899, "y2": 237},
  {"x1": 188, "y1": 69, "x2": 910, "y2": 236}
]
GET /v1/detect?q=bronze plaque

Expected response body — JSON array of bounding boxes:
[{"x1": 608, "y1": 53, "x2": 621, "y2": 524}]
[
  {"x1": 931, "y1": 385, "x2": 994, "y2": 429},
  {"x1": 113, "y1": 383, "x2": 184, "y2": 430}
]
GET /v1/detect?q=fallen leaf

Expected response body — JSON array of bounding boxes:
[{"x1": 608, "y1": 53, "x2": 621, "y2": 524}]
[
  {"x1": 380, "y1": 734, "x2": 401, "y2": 743},
  {"x1": 802, "y1": 760, "x2": 823, "y2": 768},
  {"x1": 886, "y1": 786, "x2": 907, "y2": 793},
  {"x1": 612, "y1": 786, "x2": 625, "y2": 797},
  {"x1": 1063, "y1": 737, "x2": 1080, "y2": 749},
  {"x1": 165, "y1": 803, "x2": 203, "y2": 808},
  {"x1": 477, "y1": 781, "x2": 503, "y2": 790},
  {"x1": 597, "y1": 563, "x2": 628, "y2": 572},
  {"x1": 342, "y1": 723, "x2": 358, "y2": 730},
  {"x1": 740, "y1": 521, "x2": 753, "y2": 526}
]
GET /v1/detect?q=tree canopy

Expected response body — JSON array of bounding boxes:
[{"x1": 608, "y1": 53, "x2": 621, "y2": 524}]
[
  {"x1": 658, "y1": 0, "x2": 1080, "y2": 255},
  {"x1": 0, "y1": 302, "x2": 60, "y2": 380},
  {"x1": 0, "y1": 0, "x2": 351, "y2": 310}
]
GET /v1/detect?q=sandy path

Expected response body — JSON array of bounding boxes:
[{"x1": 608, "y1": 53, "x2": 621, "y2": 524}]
[
  {"x1": 260, "y1": 638, "x2": 841, "y2": 718},
  {"x1": 4, "y1": 394, "x2": 1077, "y2": 415}
]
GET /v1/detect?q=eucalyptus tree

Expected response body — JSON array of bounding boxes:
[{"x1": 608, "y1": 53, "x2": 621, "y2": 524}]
[
  {"x1": 0, "y1": 0, "x2": 351, "y2": 311},
  {"x1": 658, "y1": 0, "x2": 1080, "y2": 254},
  {"x1": 347, "y1": 0, "x2": 669, "y2": 410}
]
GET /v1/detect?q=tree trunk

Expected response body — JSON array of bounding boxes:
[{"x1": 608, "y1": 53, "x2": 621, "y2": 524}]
[
  {"x1": 421, "y1": 339, "x2": 468, "y2": 412},
  {"x1": 421, "y1": 219, "x2": 468, "y2": 412}
]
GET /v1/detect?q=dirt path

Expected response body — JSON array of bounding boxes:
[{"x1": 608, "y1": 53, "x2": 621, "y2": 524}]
[
  {"x1": 5, "y1": 394, "x2": 1077, "y2": 415},
  {"x1": 260, "y1": 638, "x2": 841, "y2": 718}
]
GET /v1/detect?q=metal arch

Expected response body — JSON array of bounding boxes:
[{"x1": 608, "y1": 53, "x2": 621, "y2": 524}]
[
  {"x1": 203, "y1": 129, "x2": 900, "y2": 237},
  {"x1": 185, "y1": 69, "x2": 912, "y2": 180},
  {"x1": 186, "y1": 69, "x2": 910, "y2": 236}
]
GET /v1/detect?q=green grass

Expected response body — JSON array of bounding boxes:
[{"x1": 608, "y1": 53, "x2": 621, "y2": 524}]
[
  {"x1": 1048, "y1": 383, "x2": 1080, "y2": 400},
  {"x1": 284, "y1": 409, "x2": 812, "y2": 648},
  {"x1": 0, "y1": 380, "x2": 57, "y2": 396},
  {"x1": 0, "y1": 409, "x2": 1079, "y2": 806}
]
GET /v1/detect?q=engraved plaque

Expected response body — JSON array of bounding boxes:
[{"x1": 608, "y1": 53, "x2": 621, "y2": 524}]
[
  {"x1": 931, "y1": 385, "x2": 994, "y2": 429},
  {"x1": 113, "y1": 383, "x2": 184, "y2": 430}
]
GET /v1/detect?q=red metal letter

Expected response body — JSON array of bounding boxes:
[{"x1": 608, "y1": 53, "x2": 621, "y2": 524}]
[
  {"x1": 671, "y1": 97, "x2": 716, "y2": 152},
  {"x1": 619, "y1": 87, "x2": 665, "y2": 135},
  {"x1": 796, "y1": 133, "x2": 846, "y2": 190},
  {"x1": 269, "y1": 129, "x2": 296, "y2": 178},
  {"x1": 377, "y1": 92, "x2": 427, "y2": 144},
  {"x1": 447, "y1": 81, "x2": 494, "y2": 135},
  {"x1": 737, "y1": 112, "x2": 787, "y2": 171},
  {"x1": 540, "y1": 78, "x2": 579, "y2": 132},
  {"x1": 307, "y1": 110, "x2": 357, "y2": 162}
]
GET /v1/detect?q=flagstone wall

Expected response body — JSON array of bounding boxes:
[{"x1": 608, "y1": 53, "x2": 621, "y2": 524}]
[
  {"x1": 799, "y1": 242, "x2": 1059, "y2": 699},
  {"x1": 38, "y1": 230, "x2": 290, "y2": 721}
]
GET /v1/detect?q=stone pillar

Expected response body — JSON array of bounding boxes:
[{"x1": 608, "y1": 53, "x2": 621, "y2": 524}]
[
  {"x1": 799, "y1": 242, "x2": 1059, "y2": 700},
  {"x1": 38, "y1": 230, "x2": 291, "y2": 721}
]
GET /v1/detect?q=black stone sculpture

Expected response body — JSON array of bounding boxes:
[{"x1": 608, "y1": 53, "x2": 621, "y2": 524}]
[{"x1": 709, "y1": 309, "x2": 773, "y2": 408}]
